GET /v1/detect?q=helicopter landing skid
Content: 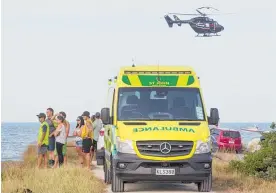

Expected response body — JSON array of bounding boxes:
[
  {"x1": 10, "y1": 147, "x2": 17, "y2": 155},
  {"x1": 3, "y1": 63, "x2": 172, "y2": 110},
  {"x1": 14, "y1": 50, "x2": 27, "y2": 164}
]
[
  {"x1": 195, "y1": 34, "x2": 211, "y2": 37},
  {"x1": 195, "y1": 33, "x2": 221, "y2": 37},
  {"x1": 213, "y1": 33, "x2": 221, "y2": 36}
]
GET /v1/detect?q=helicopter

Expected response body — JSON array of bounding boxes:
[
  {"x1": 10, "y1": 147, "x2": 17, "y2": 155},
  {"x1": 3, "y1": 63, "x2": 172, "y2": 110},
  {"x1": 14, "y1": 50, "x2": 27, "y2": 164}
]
[{"x1": 164, "y1": 7, "x2": 225, "y2": 37}]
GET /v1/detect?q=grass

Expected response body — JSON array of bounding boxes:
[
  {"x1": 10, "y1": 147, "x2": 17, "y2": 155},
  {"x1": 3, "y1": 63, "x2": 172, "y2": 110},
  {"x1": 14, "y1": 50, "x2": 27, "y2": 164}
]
[
  {"x1": 2, "y1": 145, "x2": 276, "y2": 193},
  {"x1": 212, "y1": 152, "x2": 276, "y2": 193},
  {"x1": 1, "y1": 142, "x2": 106, "y2": 193}
]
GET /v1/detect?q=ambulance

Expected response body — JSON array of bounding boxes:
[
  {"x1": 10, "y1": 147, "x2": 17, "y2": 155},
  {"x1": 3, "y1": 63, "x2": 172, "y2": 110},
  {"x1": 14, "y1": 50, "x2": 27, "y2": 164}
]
[{"x1": 99, "y1": 65, "x2": 220, "y2": 192}]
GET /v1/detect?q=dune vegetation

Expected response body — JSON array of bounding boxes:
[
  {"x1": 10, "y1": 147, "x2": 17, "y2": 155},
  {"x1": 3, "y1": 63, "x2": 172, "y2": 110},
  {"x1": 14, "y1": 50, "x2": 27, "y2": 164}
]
[
  {"x1": 1, "y1": 143, "x2": 106, "y2": 193},
  {"x1": 2, "y1": 143, "x2": 276, "y2": 193},
  {"x1": 213, "y1": 152, "x2": 276, "y2": 193}
]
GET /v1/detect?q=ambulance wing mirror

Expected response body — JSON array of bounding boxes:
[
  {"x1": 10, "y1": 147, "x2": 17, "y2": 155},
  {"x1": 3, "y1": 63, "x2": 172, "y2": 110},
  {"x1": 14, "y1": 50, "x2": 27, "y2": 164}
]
[
  {"x1": 101, "y1": 108, "x2": 110, "y2": 125},
  {"x1": 208, "y1": 108, "x2": 219, "y2": 125}
]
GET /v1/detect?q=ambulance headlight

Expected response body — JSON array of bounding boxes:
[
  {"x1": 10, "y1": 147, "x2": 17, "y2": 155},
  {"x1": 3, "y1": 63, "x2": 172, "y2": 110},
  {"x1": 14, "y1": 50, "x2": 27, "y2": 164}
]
[
  {"x1": 116, "y1": 137, "x2": 136, "y2": 154},
  {"x1": 195, "y1": 137, "x2": 211, "y2": 154}
]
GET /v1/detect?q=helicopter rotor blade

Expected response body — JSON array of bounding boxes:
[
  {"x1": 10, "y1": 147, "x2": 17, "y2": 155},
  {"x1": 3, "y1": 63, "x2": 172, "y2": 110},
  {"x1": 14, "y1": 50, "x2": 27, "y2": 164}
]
[
  {"x1": 168, "y1": 12, "x2": 200, "y2": 16},
  {"x1": 198, "y1": 6, "x2": 219, "y2": 11},
  {"x1": 203, "y1": 13, "x2": 234, "y2": 15},
  {"x1": 196, "y1": 9, "x2": 205, "y2": 15}
]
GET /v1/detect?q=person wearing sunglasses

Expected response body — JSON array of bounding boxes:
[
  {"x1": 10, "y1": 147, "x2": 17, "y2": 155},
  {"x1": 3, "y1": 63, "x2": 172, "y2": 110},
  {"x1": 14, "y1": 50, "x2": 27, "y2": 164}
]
[
  {"x1": 52, "y1": 115, "x2": 67, "y2": 168},
  {"x1": 73, "y1": 116, "x2": 85, "y2": 166}
]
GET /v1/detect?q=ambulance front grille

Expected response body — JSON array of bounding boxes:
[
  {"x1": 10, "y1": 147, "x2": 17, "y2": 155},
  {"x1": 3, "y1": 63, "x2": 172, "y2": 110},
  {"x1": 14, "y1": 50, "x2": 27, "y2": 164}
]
[{"x1": 136, "y1": 141, "x2": 194, "y2": 157}]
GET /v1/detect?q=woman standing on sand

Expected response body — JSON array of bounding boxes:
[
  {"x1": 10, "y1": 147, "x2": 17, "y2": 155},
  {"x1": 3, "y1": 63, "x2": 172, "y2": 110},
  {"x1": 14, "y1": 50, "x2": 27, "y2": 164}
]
[
  {"x1": 73, "y1": 116, "x2": 85, "y2": 166},
  {"x1": 52, "y1": 115, "x2": 67, "y2": 168}
]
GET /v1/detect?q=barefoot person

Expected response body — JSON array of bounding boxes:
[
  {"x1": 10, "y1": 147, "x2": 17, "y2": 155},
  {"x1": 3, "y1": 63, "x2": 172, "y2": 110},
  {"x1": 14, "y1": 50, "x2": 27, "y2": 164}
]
[
  {"x1": 36, "y1": 113, "x2": 50, "y2": 169},
  {"x1": 81, "y1": 111, "x2": 93, "y2": 169},
  {"x1": 46, "y1": 108, "x2": 56, "y2": 167},
  {"x1": 59, "y1": 111, "x2": 70, "y2": 165},
  {"x1": 73, "y1": 116, "x2": 84, "y2": 165},
  {"x1": 53, "y1": 115, "x2": 66, "y2": 168}
]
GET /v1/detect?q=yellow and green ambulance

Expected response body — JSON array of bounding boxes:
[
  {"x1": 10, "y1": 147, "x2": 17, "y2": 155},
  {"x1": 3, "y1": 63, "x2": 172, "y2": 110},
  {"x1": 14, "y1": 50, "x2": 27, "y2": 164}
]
[{"x1": 100, "y1": 65, "x2": 220, "y2": 192}]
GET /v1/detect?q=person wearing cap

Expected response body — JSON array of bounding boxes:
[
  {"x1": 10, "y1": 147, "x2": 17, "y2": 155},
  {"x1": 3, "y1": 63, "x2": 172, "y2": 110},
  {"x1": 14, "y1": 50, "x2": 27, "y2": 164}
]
[
  {"x1": 59, "y1": 111, "x2": 70, "y2": 165},
  {"x1": 81, "y1": 111, "x2": 93, "y2": 169},
  {"x1": 36, "y1": 113, "x2": 50, "y2": 169},
  {"x1": 91, "y1": 112, "x2": 103, "y2": 162}
]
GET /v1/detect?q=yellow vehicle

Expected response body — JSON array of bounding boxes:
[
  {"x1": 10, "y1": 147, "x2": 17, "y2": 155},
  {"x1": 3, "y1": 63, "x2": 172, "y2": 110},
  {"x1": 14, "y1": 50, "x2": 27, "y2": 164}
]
[{"x1": 100, "y1": 65, "x2": 220, "y2": 192}]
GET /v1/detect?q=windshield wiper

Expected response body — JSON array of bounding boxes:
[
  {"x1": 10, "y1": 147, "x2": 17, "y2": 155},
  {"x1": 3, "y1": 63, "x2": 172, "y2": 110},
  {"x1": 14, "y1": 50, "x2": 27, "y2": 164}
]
[
  {"x1": 174, "y1": 118, "x2": 201, "y2": 121},
  {"x1": 148, "y1": 118, "x2": 167, "y2": 121}
]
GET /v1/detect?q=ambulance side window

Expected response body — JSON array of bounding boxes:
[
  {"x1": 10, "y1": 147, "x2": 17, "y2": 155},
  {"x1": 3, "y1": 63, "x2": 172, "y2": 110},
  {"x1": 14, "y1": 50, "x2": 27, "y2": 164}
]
[
  {"x1": 107, "y1": 88, "x2": 115, "y2": 124},
  {"x1": 111, "y1": 89, "x2": 115, "y2": 124}
]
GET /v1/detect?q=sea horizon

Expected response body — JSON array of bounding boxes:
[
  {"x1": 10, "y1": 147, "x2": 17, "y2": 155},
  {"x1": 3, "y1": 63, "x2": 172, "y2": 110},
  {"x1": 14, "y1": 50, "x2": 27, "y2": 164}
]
[{"x1": 1, "y1": 122, "x2": 273, "y2": 162}]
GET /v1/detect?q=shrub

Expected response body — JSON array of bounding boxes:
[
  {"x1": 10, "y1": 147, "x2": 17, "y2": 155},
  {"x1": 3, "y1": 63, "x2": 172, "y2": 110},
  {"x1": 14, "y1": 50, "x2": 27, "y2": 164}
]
[{"x1": 229, "y1": 130, "x2": 276, "y2": 180}]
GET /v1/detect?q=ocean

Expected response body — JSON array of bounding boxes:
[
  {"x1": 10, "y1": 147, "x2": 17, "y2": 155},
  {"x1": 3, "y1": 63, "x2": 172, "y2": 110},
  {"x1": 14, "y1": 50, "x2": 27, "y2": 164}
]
[{"x1": 1, "y1": 122, "x2": 272, "y2": 162}]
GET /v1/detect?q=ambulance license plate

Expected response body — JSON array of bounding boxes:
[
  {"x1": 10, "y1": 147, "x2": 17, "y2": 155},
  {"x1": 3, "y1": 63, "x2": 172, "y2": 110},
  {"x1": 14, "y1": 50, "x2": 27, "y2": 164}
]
[{"x1": 156, "y1": 168, "x2": 175, "y2": 175}]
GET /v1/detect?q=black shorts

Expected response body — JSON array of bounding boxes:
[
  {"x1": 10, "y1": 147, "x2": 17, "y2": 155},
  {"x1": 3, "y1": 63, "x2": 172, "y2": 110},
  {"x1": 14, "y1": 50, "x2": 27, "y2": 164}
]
[
  {"x1": 82, "y1": 138, "x2": 92, "y2": 153},
  {"x1": 92, "y1": 140, "x2": 97, "y2": 151}
]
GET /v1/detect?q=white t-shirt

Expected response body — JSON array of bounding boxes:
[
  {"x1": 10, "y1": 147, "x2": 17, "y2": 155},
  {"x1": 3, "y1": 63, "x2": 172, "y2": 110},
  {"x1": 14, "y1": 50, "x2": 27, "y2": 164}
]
[
  {"x1": 93, "y1": 119, "x2": 103, "y2": 141},
  {"x1": 56, "y1": 125, "x2": 66, "y2": 144}
]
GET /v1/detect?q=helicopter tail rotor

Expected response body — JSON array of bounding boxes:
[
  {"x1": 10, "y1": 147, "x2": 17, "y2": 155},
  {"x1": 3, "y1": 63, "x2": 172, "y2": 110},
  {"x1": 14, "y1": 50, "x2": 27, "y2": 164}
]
[{"x1": 164, "y1": 15, "x2": 174, "y2": 27}]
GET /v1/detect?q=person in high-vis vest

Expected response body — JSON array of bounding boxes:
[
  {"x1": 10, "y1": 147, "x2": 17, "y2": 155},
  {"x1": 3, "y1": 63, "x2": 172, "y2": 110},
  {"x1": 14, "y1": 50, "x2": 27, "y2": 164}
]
[
  {"x1": 36, "y1": 113, "x2": 50, "y2": 169},
  {"x1": 81, "y1": 111, "x2": 93, "y2": 169}
]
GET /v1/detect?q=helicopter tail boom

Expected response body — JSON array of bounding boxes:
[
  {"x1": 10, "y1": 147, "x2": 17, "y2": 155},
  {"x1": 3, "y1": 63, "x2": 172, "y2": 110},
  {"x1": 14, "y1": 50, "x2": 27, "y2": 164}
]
[
  {"x1": 164, "y1": 15, "x2": 189, "y2": 27},
  {"x1": 173, "y1": 15, "x2": 182, "y2": 26}
]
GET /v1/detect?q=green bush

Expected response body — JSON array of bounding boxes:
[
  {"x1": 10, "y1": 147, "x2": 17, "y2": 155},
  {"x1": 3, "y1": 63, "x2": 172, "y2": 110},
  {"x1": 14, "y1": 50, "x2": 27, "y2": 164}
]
[{"x1": 229, "y1": 129, "x2": 276, "y2": 180}]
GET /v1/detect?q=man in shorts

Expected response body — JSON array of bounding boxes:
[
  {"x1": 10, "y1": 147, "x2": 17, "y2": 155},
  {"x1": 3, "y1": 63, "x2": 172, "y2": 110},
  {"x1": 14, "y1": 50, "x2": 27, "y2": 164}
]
[
  {"x1": 59, "y1": 111, "x2": 70, "y2": 165},
  {"x1": 91, "y1": 112, "x2": 103, "y2": 162},
  {"x1": 36, "y1": 113, "x2": 50, "y2": 169},
  {"x1": 46, "y1": 107, "x2": 56, "y2": 167}
]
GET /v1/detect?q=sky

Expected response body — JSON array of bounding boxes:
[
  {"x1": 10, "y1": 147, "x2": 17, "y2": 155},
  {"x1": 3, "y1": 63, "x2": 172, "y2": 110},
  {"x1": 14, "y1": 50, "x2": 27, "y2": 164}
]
[{"x1": 2, "y1": 0, "x2": 276, "y2": 122}]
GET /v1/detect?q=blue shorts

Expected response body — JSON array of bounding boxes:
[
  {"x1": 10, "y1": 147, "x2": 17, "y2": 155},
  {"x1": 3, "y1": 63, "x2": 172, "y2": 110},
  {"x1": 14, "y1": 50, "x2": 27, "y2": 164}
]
[
  {"x1": 38, "y1": 144, "x2": 48, "y2": 155},
  {"x1": 76, "y1": 140, "x2": 82, "y2": 147},
  {"x1": 48, "y1": 136, "x2": 56, "y2": 151}
]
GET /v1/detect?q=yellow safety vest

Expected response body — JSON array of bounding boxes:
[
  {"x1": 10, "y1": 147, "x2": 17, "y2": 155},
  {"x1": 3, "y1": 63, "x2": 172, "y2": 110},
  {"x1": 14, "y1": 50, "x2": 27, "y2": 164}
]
[{"x1": 38, "y1": 121, "x2": 50, "y2": 145}]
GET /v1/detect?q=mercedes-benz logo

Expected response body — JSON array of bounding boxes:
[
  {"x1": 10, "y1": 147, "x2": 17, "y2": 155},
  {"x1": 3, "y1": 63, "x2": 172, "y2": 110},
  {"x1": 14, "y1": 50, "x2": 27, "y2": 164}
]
[{"x1": 160, "y1": 142, "x2": 171, "y2": 154}]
